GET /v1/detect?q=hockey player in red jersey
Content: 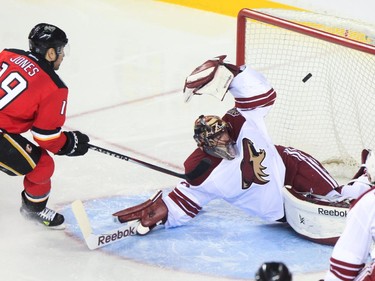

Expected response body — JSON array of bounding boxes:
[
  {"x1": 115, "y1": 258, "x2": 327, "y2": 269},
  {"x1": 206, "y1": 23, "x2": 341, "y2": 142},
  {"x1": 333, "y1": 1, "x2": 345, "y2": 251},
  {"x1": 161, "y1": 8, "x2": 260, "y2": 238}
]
[
  {"x1": 113, "y1": 56, "x2": 371, "y2": 240},
  {"x1": 0, "y1": 23, "x2": 90, "y2": 229}
]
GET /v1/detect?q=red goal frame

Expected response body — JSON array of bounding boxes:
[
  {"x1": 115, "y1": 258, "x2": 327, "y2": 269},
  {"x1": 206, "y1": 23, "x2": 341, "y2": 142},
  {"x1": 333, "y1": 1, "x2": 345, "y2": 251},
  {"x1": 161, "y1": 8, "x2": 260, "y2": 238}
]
[{"x1": 236, "y1": 8, "x2": 375, "y2": 66}]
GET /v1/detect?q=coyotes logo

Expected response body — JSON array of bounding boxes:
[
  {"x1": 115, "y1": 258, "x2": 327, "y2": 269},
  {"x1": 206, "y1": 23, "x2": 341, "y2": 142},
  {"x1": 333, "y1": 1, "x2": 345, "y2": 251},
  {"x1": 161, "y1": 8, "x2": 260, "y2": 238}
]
[{"x1": 240, "y1": 138, "x2": 269, "y2": 189}]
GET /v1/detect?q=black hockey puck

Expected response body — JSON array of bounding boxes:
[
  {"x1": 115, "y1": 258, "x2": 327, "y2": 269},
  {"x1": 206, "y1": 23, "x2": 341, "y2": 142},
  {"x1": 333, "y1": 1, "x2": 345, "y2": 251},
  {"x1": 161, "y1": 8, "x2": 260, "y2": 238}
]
[{"x1": 302, "y1": 73, "x2": 312, "y2": 83}]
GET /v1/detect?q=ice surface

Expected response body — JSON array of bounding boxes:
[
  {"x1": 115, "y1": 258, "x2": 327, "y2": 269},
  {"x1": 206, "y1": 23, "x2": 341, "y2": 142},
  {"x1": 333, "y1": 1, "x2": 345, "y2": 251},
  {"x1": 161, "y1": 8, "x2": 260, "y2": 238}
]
[
  {"x1": 62, "y1": 194, "x2": 334, "y2": 279},
  {"x1": 0, "y1": 1, "x2": 372, "y2": 281}
]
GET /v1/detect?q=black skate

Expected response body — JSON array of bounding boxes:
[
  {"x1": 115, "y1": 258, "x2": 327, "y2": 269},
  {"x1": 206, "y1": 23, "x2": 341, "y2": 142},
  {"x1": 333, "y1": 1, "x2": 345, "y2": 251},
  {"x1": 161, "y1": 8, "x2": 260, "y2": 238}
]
[
  {"x1": 20, "y1": 205, "x2": 65, "y2": 229},
  {"x1": 20, "y1": 191, "x2": 65, "y2": 229}
]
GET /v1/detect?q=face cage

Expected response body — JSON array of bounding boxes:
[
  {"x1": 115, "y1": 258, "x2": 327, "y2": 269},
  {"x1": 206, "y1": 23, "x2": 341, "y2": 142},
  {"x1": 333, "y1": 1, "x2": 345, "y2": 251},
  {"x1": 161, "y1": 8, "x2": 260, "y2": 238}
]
[
  {"x1": 202, "y1": 136, "x2": 237, "y2": 160},
  {"x1": 203, "y1": 142, "x2": 236, "y2": 160}
]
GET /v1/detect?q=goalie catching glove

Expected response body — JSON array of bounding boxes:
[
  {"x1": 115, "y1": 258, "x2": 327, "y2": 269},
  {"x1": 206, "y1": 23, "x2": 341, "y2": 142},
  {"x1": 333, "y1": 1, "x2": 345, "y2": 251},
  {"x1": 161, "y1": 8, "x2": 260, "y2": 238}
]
[
  {"x1": 113, "y1": 190, "x2": 168, "y2": 235},
  {"x1": 183, "y1": 55, "x2": 241, "y2": 102}
]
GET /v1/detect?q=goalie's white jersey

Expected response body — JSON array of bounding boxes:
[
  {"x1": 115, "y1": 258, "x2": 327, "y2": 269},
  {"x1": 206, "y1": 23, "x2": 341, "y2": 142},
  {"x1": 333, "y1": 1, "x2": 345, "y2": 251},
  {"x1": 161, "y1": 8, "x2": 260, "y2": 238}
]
[
  {"x1": 324, "y1": 188, "x2": 375, "y2": 281},
  {"x1": 163, "y1": 66, "x2": 287, "y2": 226}
]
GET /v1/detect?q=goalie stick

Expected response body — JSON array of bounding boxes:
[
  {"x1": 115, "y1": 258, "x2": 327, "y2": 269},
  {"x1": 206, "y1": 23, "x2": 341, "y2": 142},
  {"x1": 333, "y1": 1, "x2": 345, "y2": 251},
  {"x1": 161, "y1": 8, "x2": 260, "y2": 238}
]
[
  {"x1": 71, "y1": 200, "x2": 138, "y2": 250},
  {"x1": 88, "y1": 143, "x2": 211, "y2": 181}
]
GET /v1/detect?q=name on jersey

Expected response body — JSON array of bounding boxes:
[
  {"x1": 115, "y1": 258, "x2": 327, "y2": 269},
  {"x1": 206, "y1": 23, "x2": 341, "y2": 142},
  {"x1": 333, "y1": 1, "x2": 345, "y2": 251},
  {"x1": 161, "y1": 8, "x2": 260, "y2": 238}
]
[
  {"x1": 96, "y1": 226, "x2": 136, "y2": 246},
  {"x1": 318, "y1": 207, "x2": 347, "y2": 217},
  {"x1": 10, "y1": 56, "x2": 40, "y2": 77}
]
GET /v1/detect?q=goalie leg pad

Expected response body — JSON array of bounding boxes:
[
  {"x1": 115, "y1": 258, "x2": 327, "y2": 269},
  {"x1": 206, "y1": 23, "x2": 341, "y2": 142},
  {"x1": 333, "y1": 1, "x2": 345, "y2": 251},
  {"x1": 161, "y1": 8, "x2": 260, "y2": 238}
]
[
  {"x1": 113, "y1": 190, "x2": 168, "y2": 235},
  {"x1": 283, "y1": 187, "x2": 350, "y2": 245}
]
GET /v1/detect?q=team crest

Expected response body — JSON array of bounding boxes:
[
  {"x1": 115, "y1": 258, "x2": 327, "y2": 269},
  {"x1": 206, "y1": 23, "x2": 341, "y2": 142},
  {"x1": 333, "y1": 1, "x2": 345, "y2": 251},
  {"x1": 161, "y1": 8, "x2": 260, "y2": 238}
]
[
  {"x1": 240, "y1": 138, "x2": 269, "y2": 189},
  {"x1": 26, "y1": 144, "x2": 33, "y2": 153}
]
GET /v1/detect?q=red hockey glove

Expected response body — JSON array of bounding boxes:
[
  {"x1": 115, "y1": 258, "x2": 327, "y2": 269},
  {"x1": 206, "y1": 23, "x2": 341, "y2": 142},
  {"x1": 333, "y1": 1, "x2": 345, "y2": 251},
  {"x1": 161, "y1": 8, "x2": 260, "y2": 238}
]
[{"x1": 113, "y1": 190, "x2": 168, "y2": 235}]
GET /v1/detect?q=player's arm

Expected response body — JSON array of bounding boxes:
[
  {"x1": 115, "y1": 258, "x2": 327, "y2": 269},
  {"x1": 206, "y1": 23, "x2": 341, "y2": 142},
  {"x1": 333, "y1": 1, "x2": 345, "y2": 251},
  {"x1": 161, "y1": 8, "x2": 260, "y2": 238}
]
[
  {"x1": 324, "y1": 189, "x2": 375, "y2": 280},
  {"x1": 229, "y1": 66, "x2": 276, "y2": 111},
  {"x1": 183, "y1": 55, "x2": 276, "y2": 112},
  {"x1": 31, "y1": 88, "x2": 89, "y2": 156}
]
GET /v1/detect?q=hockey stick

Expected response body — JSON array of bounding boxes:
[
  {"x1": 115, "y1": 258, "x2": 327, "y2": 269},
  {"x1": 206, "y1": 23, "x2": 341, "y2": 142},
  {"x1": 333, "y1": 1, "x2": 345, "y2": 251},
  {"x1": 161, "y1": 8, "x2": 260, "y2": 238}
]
[
  {"x1": 71, "y1": 200, "x2": 138, "y2": 250},
  {"x1": 88, "y1": 143, "x2": 211, "y2": 181}
]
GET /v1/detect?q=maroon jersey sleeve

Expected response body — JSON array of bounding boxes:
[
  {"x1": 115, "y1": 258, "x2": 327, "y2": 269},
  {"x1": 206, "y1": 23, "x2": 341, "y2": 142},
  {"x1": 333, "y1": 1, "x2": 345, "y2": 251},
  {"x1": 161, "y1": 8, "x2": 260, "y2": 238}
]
[
  {"x1": 0, "y1": 49, "x2": 68, "y2": 153},
  {"x1": 184, "y1": 148, "x2": 221, "y2": 186}
]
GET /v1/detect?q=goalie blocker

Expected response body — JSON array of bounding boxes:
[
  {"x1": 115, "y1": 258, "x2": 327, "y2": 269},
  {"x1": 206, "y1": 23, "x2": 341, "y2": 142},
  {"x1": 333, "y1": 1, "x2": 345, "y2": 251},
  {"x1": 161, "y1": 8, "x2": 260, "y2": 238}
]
[{"x1": 283, "y1": 186, "x2": 350, "y2": 245}]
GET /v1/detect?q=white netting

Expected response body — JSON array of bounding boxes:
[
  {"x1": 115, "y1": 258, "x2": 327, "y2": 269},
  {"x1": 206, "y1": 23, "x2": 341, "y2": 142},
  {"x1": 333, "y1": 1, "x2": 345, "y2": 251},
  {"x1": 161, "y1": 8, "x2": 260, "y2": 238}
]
[{"x1": 239, "y1": 9, "x2": 375, "y2": 167}]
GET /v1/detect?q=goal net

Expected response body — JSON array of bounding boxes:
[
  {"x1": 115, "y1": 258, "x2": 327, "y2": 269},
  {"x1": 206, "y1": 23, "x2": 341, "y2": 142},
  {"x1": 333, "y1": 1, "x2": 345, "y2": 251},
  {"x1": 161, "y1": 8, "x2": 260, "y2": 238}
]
[{"x1": 236, "y1": 9, "x2": 375, "y2": 167}]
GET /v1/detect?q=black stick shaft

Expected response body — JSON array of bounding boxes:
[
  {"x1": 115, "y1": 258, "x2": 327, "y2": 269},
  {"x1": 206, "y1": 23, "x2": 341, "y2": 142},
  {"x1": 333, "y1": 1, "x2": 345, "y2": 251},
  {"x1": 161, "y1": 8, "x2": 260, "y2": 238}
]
[{"x1": 88, "y1": 144, "x2": 186, "y2": 179}]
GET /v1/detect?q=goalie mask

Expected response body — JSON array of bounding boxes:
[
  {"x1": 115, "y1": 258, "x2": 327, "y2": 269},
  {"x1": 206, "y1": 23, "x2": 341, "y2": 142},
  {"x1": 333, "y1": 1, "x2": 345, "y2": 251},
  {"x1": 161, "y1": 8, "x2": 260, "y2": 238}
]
[
  {"x1": 183, "y1": 55, "x2": 240, "y2": 103},
  {"x1": 193, "y1": 115, "x2": 236, "y2": 160}
]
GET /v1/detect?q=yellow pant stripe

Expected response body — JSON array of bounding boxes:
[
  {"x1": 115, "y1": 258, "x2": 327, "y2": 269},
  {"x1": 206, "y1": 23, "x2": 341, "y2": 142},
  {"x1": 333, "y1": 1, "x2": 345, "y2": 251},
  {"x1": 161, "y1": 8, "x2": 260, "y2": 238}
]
[{"x1": 0, "y1": 161, "x2": 22, "y2": 176}]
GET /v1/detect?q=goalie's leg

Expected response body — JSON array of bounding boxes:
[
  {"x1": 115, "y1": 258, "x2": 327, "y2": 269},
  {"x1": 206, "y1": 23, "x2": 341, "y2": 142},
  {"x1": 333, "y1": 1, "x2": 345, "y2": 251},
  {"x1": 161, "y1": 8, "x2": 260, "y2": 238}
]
[{"x1": 276, "y1": 145, "x2": 340, "y2": 196}]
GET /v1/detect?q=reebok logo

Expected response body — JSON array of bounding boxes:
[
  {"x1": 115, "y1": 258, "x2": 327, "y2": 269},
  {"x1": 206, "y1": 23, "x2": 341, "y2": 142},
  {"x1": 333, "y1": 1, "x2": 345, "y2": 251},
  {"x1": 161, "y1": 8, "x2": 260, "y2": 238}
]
[
  {"x1": 318, "y1": 208, "x2": 347, "y2": 217},
  {"x1": 97, "y1": 226, "x2": 136, "y2": 246},
  {"x1": 299, "y1": 214, "x2": 305, "y2": 224}
]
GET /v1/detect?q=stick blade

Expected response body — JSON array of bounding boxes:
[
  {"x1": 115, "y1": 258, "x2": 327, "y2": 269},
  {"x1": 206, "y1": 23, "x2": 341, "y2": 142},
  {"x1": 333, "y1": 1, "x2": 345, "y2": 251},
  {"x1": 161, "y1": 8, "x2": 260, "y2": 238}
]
[{"x1": 71, "y1": 200, "x2": 138, "y2": 250}]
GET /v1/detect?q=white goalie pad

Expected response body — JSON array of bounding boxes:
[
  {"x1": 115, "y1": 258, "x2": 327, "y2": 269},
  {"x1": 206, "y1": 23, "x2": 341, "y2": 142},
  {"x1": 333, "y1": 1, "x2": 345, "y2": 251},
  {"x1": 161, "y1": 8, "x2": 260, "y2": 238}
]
[{"x1": 283, "y1": 187, "x2": 350, "y2": 245}]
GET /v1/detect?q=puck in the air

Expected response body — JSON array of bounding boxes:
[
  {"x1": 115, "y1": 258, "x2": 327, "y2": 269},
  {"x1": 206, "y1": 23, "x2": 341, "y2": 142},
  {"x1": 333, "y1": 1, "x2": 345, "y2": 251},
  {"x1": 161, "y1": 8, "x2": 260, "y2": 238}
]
[{"x1": 302, "y1": 73, "x2": 312, "y2": 83}]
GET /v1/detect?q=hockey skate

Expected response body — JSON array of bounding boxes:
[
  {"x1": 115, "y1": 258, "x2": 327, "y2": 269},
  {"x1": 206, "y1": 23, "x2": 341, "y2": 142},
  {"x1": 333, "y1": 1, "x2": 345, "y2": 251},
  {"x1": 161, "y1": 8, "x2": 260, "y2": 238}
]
[{"x1": 20, "y1": 191, "x2": 65, "y2": 230}]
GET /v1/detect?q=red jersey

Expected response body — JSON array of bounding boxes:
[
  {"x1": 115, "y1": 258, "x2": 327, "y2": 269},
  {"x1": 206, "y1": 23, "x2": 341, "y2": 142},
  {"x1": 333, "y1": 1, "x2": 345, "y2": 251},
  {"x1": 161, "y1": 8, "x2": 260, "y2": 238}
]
[{"x1": 0, "y1": 49, "x2": 68, "y2": 153}]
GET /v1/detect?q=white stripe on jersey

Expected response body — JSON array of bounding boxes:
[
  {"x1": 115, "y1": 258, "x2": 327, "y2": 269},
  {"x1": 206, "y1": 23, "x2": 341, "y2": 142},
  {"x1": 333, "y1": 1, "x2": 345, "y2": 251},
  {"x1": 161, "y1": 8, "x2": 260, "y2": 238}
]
[
  {"x1": 284, "y1": 147, "x2": 338, "y2": 189},
  {"x1": 31, "y1": 128, "x2": 62, "y2": 141}
]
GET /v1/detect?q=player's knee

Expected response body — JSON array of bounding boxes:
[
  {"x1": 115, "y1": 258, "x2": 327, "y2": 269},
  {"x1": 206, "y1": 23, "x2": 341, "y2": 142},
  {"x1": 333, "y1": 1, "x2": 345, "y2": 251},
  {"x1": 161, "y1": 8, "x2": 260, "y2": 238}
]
[{"x1": 25, "y1": 150, "x2": 55, "y2": 184}]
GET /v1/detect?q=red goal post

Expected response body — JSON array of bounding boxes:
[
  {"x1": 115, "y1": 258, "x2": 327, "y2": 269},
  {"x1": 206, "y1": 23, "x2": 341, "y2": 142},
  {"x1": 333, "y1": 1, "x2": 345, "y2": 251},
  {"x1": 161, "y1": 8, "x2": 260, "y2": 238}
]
[{"x1": 236, "y1": 8, "x2": 375, "y2": 167}]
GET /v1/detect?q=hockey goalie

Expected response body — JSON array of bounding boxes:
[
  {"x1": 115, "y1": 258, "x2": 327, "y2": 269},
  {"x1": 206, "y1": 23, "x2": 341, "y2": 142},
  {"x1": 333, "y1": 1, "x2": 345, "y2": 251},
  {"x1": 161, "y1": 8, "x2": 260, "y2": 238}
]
[{"x1": 113, "y1": 55, "x2": 373, "y2": 244}]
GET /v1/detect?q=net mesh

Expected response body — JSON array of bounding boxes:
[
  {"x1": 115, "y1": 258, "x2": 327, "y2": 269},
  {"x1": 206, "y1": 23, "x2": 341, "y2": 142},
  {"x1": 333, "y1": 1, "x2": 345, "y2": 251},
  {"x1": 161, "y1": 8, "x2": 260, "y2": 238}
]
[{"x1": 239, "y1": 9, "x2": 375, "y2": 166}]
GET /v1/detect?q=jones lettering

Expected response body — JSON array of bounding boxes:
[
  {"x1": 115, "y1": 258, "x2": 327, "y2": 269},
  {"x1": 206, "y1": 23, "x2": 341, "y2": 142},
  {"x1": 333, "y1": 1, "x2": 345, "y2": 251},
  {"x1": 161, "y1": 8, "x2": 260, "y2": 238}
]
[{"x1": 10, "y1": 56, "x2": 40, "y2": 77}]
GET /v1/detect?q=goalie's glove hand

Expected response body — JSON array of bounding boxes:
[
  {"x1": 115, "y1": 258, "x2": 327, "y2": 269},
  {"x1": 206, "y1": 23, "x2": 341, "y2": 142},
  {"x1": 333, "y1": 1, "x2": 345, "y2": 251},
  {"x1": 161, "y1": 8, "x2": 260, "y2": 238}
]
[
  {"x1": 113, "y1": 190, "x2": 168, "y2": 235},
  {"x1": 57, "y1": 131, "x2": 90, "y2": 156},
  {"x1": 183, "y1": 55, "x2": 241, "y2": 102}
]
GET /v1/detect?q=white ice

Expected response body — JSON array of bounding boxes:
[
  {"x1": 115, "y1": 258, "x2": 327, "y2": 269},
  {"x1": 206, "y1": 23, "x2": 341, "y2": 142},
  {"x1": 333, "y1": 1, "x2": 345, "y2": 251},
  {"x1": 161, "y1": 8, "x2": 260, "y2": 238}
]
[{"x1": 0, "y1": 1, "x2": 372, "y2": 280}]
